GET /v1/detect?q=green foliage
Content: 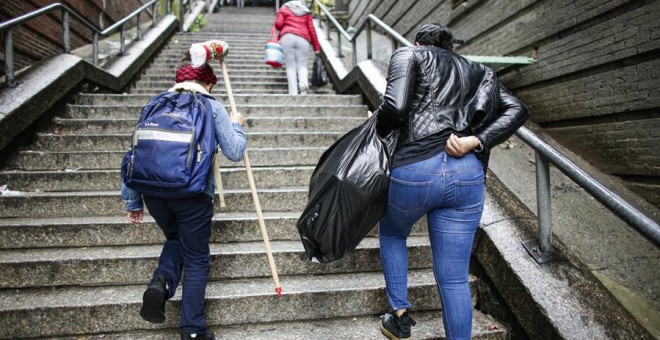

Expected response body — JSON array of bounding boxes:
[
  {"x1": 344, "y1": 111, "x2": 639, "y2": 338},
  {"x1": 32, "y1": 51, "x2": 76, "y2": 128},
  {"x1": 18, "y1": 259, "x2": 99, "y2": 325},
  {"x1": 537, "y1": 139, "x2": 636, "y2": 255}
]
[{"x1": 189, "y1": 14, "x2": 207, "y2": 33}]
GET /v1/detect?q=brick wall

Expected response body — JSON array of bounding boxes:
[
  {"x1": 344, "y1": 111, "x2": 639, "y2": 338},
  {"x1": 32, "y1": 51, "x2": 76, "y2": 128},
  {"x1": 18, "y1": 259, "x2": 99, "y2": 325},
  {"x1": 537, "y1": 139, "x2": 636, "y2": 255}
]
[
  {"x1": 0, "y1": 0, "x2": 145, "y2": 75},
  {"x1": 346, "y1": 0, "x2": 660, "y2": 205}
]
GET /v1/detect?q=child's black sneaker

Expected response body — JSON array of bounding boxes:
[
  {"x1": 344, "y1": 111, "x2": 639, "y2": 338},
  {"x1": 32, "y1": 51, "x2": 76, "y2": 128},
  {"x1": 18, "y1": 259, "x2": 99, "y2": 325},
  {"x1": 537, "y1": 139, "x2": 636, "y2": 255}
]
[
  {"x1": 181, "y1": 330, "x2": 215, "y2": 340},
  {"x1": 139, "y1": 273, "x2": 168, "y2": 323},
  {"x1": 380, "y1": 310, "x2": 416, "y2": 340}
]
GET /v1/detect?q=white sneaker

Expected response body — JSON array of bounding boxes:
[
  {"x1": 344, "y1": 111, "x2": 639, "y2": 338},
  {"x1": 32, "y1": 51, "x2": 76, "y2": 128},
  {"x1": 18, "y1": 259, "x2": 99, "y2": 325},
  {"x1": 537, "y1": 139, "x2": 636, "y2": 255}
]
[{"x1": 299, "y1": 83, "x2": 309, "y2": 95}]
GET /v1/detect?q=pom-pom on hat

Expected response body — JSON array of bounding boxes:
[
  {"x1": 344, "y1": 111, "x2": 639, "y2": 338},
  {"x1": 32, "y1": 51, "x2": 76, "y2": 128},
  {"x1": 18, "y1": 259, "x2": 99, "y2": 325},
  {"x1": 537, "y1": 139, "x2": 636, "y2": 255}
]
[{"x1": 190, "y1": 40, "x2": 229, "y2": 67}]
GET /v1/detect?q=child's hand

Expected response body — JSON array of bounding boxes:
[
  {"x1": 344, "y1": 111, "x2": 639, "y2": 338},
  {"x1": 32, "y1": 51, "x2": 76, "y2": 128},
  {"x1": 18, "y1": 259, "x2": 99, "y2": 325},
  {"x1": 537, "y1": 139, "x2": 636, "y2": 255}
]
[
  {"x1": 231, "y1": 112, "x2": 246, "y2": 126},
  {"x1": 126, "y1": 210, "x2": 144, "y2": 224}
]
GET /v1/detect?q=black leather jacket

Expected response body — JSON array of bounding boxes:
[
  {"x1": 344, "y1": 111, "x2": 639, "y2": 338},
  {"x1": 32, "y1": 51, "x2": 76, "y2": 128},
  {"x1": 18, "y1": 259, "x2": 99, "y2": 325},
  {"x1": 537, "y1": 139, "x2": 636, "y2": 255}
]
[{"x1": 375, "y1": 45, "x2": 529, "y2": 171}]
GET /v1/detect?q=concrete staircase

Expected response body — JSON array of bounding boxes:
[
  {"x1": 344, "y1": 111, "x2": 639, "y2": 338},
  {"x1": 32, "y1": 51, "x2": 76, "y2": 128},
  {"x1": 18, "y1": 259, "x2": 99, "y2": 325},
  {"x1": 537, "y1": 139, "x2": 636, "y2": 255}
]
[{"x1": 0, "y1": 7, "x2": 506, "y2": 339}]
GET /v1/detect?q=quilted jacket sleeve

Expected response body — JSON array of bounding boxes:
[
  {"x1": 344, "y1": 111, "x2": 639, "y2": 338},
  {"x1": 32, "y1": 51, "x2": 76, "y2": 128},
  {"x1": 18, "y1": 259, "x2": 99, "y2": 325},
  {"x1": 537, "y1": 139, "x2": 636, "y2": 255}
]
[
  {"x1": 375, "y1": 48, "x2": 417, "y2": 136},
  {"x1": 474, "y1": 84, "x2": 530, "y2": 150}
]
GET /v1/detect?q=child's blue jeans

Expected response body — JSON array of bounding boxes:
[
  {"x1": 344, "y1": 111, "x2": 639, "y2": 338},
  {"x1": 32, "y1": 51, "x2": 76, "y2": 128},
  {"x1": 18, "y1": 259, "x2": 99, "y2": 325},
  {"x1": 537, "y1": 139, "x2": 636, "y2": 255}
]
[{"x1": 144, "y1": 193, "x2": 214, "y2": 334}]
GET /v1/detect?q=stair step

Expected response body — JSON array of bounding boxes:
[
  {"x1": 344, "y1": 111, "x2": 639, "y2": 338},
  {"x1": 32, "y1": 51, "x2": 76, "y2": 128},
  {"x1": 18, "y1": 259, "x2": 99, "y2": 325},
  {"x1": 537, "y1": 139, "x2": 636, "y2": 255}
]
[
  {"x1": 154, "y1": 56, "x2": 284, "y2": 63},
  {"x1": 137, "y1": 60, "x2": 318, "y2": 70},
  {"x1": 0, "y1": 270, "x2": 442, "y2": 338},
  {"x1": 149, "y1": 63, "x2": 313, "y2": 70},
  {"x1": 42, "y1": 311, "x2": 507, "y2": 340},
  {"x1": 51, "y1": 117, "x2": 361, "y2": 134},
  {"x1": 27, "y1": 131, "x2": 343, "y2": 151},
  {"x1": 130, "y1": 88, "x2": 288, "y2": 94},
  {"x1": 174, "y1": 34, "x2": 272, "y2": 41},
  {"x1": 64, "y1": 104, "x2": 367, "y2": 119},
  {"x1": 133, "y1": 81, "x2": 288, "y2": 90},
  {"x1": 0, "y1": 213, "x2": 428, "y2": 250},
  {"x1": 6, "y1": 147, "x2": 326, "y2": 170},
  {"x1": 142, "y1": 68, "x2": 286, "y2": 77},
  {"x1": 0, "y1": 187, "x2": 308, "y2": 218},
  {"x1": 0, "y1": 236, "x2": 434, "y2": 288},
  {"x1": 137, "y1": 74, "x2": 288, "y2": 83},
  {"x1": 156, "y1": 51, "x2": 285, "y2": 59},
  {"x1": 74, "y1": 93, "x2": 363, "y2": 106},
  {"x1": 0, "y1": 166, "x2": 315, "y2": 191},
  {"x1": 161, "y1": 41, "x2": 277, "y2": 47},
  {"x1": 150, "y1": 60, "x2": 303, "y2": 68},
  {"x1": 0, "y1": 212, "x2": 306, "y2": 249}
]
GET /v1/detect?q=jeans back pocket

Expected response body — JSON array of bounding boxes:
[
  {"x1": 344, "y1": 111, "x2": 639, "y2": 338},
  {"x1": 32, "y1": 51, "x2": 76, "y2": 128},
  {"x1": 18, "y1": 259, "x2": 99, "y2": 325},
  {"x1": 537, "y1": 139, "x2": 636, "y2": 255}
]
[
  {"x1": 452, "y1": 178, "x2": 486, "y2": 214},
  {"x1": 388, "y1": 177, "x2": 432, "y2": 212}
]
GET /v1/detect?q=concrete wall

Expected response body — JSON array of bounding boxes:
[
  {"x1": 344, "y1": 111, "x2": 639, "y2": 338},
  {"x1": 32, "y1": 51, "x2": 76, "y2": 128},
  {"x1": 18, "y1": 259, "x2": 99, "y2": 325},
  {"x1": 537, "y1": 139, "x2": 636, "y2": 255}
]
[
  {"x1": 0, "y1": 0, "x2": 146, "y2": 77},
  {"x1": 345, "y1": 0, "x2": 660, "y2": 206}
]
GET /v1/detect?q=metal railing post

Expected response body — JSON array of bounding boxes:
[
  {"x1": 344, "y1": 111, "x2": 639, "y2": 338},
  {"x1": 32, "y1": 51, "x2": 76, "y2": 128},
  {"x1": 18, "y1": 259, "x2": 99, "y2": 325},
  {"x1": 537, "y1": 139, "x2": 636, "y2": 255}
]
[
  {"x1": 336, "y1": 27, "x2": 342, "y2": 58},
  {"x1": 62, "y1": 9, "x2": 70, "y2": 53},
  {"x1": 325, "y1": 15, "x2": 330, "y2": 40},
  {"x1": 3, "y1": 29, "x2": 15, "y2": 87},
  {"x1": 522, "y1": 150, "x2": 565, "y2": 264},
  {"x1": 351, "y1": 39, "x2": 357, "y2": 67},
  {"x1": 366, "y1": 20, "x2": 372, "y2": 60},
  {"x1": 137, "y1": 13, "x2": 142, "y2": 40},
  {"x1": 92, "y1": 32, "x2": 99, "y2": 65},
  {"x1": 179, "y1": 0, "x2": 185, "y2": 31},
  {"x1": 120, "y1": 25, "x2": 126, "y2": 55},
  {"x1": 151, "y1": 3, "x2": 157, "y2": 27},
  {"x1": 535, "y1": 152, "x2": 553, "y2": 252}
]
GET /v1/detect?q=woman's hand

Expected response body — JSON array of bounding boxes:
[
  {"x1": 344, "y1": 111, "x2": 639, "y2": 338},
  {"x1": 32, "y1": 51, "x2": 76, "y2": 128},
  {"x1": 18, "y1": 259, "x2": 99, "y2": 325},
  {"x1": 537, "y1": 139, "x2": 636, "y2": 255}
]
[
  {"x1": 126, "y1": 210, "x2": 144, "y2": 224},
  {"x1": 445, "y1": 134, "x2": 481, "y2": 157}
]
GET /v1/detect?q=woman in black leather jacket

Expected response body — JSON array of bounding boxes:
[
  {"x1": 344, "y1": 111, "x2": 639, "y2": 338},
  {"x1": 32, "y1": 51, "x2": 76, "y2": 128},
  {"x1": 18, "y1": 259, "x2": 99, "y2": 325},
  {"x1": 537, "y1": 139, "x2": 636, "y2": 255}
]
[{"x1": 374, "y1": 23, "x2": 529, "y2": 340}]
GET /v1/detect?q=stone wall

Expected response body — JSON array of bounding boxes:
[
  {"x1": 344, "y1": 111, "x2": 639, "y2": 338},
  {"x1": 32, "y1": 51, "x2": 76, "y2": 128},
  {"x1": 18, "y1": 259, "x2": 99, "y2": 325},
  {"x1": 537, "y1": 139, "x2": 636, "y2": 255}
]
[
  {"x1": 0, "y1": 0, "x2": 146, "y2": 76},
  {"x1": 345, "y1": 0, "x2": 660, "y2": 206}
]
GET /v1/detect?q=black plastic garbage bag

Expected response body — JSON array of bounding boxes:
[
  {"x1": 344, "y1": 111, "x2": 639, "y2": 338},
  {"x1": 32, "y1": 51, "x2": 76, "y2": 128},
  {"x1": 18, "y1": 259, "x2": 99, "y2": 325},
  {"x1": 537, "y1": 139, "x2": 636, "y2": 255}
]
[
  {"x1": 311, "y1": 54, "x2": 327, "y2": 87},
  {"x1": 296, "y1": 115, "x2": 398, "y2": 263}
]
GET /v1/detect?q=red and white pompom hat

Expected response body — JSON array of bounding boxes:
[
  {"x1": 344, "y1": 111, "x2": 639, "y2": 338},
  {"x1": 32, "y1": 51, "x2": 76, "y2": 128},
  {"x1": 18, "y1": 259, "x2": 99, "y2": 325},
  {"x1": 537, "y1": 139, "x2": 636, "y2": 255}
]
[{"x1": 189, "y1": 40, "x2": 229, "y2": 67}]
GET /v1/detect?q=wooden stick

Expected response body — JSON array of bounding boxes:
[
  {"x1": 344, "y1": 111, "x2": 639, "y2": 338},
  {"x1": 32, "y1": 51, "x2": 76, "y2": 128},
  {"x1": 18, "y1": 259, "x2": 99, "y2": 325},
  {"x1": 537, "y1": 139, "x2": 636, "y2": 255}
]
[
  {"x1": 212, "y1": 154, "x2": 225, "y2": 208},
  {"x1": 220, "y1": 59, "x2": 282, "y2": 298}
]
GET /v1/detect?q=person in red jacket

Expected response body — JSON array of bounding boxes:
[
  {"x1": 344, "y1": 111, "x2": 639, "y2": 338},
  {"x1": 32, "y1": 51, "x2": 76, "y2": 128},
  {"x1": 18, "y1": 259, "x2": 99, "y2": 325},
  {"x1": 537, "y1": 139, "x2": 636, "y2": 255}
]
[{"x1": 274, "y1": 0, "x2": 320, "y2": 95}]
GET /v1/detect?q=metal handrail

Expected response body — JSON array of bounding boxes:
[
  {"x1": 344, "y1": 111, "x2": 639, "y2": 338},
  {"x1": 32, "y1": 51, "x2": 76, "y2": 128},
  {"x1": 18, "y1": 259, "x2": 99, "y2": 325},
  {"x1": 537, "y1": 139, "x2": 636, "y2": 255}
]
[
  {"x1": 311, "y1": 0, "x2": 660, "y2": 256},
  {"x1": 1, "y1": 0, "x2": 172, "y2": 87},
  {"x1": 517, "y1": 127, "x2": 660, "y2": 251},
  {"x1": 311, "y1": 0, "x2": 534, "y2": 68},
  {"x1": 312, "y1": 0, "x2": 410, "y2": 66}
]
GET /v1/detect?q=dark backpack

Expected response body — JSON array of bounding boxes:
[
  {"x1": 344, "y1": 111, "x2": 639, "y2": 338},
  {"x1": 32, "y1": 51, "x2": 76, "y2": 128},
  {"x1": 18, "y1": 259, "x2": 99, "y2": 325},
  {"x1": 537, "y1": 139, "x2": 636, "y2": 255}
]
[
  {"x1": 121, "y1": 91, "x2": 217, "y2": 198},
  {"x1": 311, "y1": 54, "x2": 327, "y2": 87}
]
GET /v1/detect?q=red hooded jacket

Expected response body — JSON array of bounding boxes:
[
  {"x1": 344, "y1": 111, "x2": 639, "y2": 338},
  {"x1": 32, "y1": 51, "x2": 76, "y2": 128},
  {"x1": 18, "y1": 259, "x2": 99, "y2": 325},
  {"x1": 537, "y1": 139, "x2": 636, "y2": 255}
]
[{"x1": 274, "y1": 5, "x2": 320, "y2": 52}]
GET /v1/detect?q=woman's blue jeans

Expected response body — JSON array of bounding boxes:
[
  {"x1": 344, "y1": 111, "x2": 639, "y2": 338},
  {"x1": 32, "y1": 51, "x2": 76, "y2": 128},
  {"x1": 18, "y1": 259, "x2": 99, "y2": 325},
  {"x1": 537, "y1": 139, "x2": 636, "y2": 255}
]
[
  {"x1": 379, "y1": 151, "x2": 485, "y2": 340},
  {"x1": 143, "y1": 193, "x2": 214, "y2": 334}
]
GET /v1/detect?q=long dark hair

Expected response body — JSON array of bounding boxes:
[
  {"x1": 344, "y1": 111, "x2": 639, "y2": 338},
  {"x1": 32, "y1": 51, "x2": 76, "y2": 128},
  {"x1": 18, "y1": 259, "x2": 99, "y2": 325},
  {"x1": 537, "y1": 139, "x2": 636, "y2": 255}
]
[{"x1": 415, "y1": 23, "x2": 454, "y2": 51}]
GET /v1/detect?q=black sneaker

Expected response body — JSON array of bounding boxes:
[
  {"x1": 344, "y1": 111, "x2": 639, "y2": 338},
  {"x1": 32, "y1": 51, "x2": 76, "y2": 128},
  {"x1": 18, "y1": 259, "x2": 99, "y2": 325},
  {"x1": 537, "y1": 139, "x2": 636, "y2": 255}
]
[
  {"x1": 139, "y1": 273, "x2": 168, "y2": 323},
  {"x1": 380, "y1": 310, "x2": 416, "y2": 340},
  {"x1": 181, "y1": 330, "x2": 215, "y2": 340}
]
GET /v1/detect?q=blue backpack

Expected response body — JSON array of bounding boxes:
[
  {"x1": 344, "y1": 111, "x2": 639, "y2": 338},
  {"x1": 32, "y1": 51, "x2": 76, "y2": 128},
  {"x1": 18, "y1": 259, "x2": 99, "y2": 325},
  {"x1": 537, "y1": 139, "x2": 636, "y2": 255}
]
[{"x1": 121, "y1": 91, "x2": 217, "y2": 198}]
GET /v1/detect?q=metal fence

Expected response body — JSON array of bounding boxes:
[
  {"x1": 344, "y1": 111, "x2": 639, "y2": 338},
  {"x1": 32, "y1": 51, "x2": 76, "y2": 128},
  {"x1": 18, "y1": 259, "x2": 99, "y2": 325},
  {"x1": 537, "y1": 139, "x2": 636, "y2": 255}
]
[{"x1": 0, "y1": 0, "x2": 184, "y2": 87}]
